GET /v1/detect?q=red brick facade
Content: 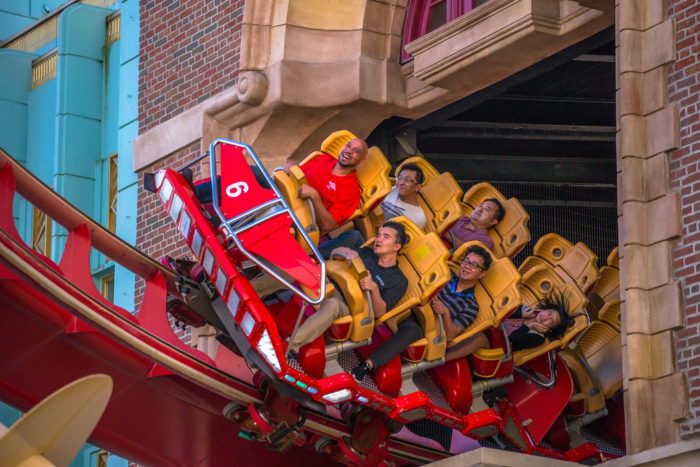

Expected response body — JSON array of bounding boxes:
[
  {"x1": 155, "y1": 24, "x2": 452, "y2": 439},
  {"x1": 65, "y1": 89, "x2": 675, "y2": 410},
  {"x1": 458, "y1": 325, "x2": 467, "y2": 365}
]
[
  {"x1": 138, "y1": 0, "x2": 245, "y2": 134},
  {"x1": 668, "y1": 0, "x2": 700, "y2": 439}
]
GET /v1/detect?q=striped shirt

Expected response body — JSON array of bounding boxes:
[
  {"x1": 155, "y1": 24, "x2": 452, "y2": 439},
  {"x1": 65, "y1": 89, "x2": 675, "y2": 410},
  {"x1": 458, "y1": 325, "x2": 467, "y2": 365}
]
[{"x1": 435, "y1": 273, "x2": 479, "y2": 330}]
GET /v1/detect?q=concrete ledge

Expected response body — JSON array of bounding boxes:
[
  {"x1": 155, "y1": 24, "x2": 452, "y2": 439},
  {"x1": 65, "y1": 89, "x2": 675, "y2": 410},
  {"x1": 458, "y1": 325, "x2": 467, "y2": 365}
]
[
  {"x1": 604, "y1": 438, "x2": 700, "y2": 466},
  {"x1": 427, "y1": 447, "x2": 580, "y2": 466}
]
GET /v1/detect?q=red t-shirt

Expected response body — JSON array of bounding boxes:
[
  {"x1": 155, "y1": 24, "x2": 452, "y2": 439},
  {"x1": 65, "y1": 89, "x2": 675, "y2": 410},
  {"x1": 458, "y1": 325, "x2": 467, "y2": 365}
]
[{"x1": 300, "y1": 153, "x2": 361, "y2": 225}]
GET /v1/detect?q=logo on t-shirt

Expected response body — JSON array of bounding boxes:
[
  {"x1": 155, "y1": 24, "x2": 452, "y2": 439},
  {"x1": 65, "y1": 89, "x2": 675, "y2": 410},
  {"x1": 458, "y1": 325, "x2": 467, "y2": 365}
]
[{"x1": 326, "y1": 180, "x2": 336, "y2": 191}]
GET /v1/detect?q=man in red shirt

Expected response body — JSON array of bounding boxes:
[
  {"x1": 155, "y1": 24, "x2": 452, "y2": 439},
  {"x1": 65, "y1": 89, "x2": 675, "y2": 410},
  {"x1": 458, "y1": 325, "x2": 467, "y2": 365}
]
[{"x1": 285, "y1": 137, "x2": 368, "y2": 234}]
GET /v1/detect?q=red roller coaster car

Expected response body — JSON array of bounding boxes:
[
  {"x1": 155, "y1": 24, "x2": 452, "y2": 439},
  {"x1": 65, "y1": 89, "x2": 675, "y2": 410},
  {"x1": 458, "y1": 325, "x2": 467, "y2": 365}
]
[{"x1": 146, "y1": 138, "x2": 622, "y2": 465}]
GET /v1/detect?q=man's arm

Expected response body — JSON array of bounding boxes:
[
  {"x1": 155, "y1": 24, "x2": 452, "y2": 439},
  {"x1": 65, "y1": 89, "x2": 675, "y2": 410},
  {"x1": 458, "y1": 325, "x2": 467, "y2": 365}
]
[
  {"x1": 432, "y1": 298, "x2": 463, "y2": 340},
  {"x1": 298, "y1": 184, "x2": 339, "y2": 232},
  {"x1": 359, "y1": 275, "x2": 388, "y2": 319}
]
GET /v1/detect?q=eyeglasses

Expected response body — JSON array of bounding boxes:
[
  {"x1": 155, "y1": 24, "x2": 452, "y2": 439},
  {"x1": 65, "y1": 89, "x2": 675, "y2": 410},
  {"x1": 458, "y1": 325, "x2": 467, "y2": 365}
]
[
  {"x1": 396, "y1": 176, "x2": 417, "y2": 184},
  {"x1": 462, "y1": 260, "x2": 484, "y2": 270}
]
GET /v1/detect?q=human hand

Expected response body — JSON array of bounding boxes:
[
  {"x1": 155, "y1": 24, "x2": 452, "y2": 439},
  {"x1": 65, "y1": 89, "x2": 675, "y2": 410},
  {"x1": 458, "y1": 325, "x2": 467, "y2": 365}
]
[
  {"x1": 527, "y1": 321, "x2": 549, "y2": 334},
  {"x1": 359, "y1": 275, "x2": 377, "y2": 292},
  {"x1": 345, "y1": 250, "x2": 359, "y2": 264},
  {"x1": 431, "y1": 298, "x2": 448, "y2": 315},
  {"x1": 298, "y1": 184, "x2": 318, "y2": 199},
  {"x1": 282, "y1": 162, "x2": 295, "y2": 174},
  {"x1": 520, "y1": 307, "x2": 536, "y2": 319}
]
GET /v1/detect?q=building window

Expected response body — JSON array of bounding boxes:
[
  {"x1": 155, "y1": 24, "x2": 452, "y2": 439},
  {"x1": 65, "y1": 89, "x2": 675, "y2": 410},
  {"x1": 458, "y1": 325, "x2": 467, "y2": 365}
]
[
  {"x1": 31, "y1": 206, "x2": 52, "y2": 257},
  {"x1": 402, "y1": 0, "x2": 488, "y2": 62},
  {"x1": 101, "y1": 273, "x2": 114, "y2": 302},
  {"x1": 108, "y1": 153, "x2": 118, "y2": 233}
]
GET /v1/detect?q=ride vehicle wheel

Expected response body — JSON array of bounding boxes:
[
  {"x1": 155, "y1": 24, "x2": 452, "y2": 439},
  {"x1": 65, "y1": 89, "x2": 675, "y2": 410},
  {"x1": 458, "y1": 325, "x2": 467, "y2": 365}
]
[
  {"x1": 222, "y1": 402, "x2": 247, "y2": 421},
  {"x1": 253, "y1": 369, "x2": 269, "y2": 393}
]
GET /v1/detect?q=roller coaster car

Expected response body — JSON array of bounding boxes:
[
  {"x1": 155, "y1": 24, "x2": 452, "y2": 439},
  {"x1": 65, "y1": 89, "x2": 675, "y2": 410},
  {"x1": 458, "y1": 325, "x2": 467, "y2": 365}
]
[{"x1": 146, "y1": 138, "x2": 607, "y2": 464}]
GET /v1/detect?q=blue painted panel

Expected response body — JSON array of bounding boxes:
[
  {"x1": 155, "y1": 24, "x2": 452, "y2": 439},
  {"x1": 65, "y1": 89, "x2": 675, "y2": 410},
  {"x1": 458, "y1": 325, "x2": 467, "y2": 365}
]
[
  {"x1": 0, "y1": 1, "x2": 30, "y2": 15},
  {"x1": 0, "y1": 50, "x2": 32, "y2": 102},
  {"x1": 0, "y1": 14, "x2": 32, "y2": 41},
  {"x1": 114, "y1": 265, "x2": 135, "y2": 313},
  {"x1": 58, "y1": 55, "x2": 104, "y2": 120},
  {"x1": 54, "y1": 173, "x2": 95, "y2": 217},
  {"x1": 119, "y1": 0, "x2": 139, "y2": 63},
  {"x1": 30, "y1": 0, "x2": 68, "y2": 18},
  {"x1": 103, "y1": 42, "x2": 120, "y2": 156},
  {"x1": 117, "y1": 120, "x2": 138, "y2": 187},
  {"x1": 0, "y1": 101, "x2": 29, "y2": 162},
  {"x1": 118, "y1": 56, "x2": 138, "y2": 128},
  {"x1": 27, "y1": 78, "x2": 57, "y2": 183},
  {"x1": 0, "y1": 401, "x2": 21, "y2": 426},
  {"x1": 58, "y1": 4, "x2": 109, "y2": 61},
  {"x1": 116, "y1": 180, "x2": 137, "y2": 243},
  {"x1": 55, "y1": 114, "x2": 101, "y2": 179}
]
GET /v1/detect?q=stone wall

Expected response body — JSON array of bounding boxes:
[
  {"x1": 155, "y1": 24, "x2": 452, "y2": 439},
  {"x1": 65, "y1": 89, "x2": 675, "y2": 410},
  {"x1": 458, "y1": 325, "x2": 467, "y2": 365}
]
[
  {"x1": 668, "y1": 0, "x2": 700, "y2": 440},
  {"x1": 138, "y1": 0, "x2": 245, "y2": 133}
]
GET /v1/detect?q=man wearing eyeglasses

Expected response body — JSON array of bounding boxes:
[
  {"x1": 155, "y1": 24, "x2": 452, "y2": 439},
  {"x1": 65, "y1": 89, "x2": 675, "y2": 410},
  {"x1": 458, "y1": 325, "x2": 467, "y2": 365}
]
[
  {"x1": 351, "y1": 243, "x2": 491, "y2": 381},
  {"x1": 380, "y1": 162, "x2": 427, "y2": 230}
]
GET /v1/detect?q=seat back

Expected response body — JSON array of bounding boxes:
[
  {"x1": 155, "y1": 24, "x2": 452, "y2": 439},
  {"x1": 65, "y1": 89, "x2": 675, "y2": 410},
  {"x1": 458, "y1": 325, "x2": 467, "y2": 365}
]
[
  {"x1": 395, "y1": 156, "x2": 441, "y2": 185},
  {"x1": 461, "y1": 182, "x2": 530, "y2": 259},
  {"x1": 446, "y1": 241, "x2": 522, "y2": 348},
  {"x1": 272, "y1": 165, "x2": 319, "y2": 250},
  {"x1": 324, "y1": 257, "x2": 373, "y2": 342},
  {"x1": 355, "y1": 146, "x2": 392, "y2": 216},
  {"x1": 512, "y1": 280, "x2": 589, "y2": 366},
  {"x1": 559, "y1": 347, "x2": 607, "y2": 415},
  {"x1": 519, "y1": 233, "x2": 600, "y2": 295},
  {"x1": 577, "y1": 301, "x2": 622, "y2": 398},
  {"x1": 607, "y1": 246, "x2": 619, "y2": 269},
  {"x1": 418, "y1": 172, "x2": 464, "y2": 235},
  {"x1": 394, "y1": 157, "x2": 463, "y2": 235}
]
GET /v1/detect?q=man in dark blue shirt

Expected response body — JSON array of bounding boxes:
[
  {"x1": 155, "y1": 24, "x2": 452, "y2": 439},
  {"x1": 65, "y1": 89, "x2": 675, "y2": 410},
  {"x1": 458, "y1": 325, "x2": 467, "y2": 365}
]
[
  {"x1": 288, "y1": 222, "x2": 408, "y2": 353},
  {"x1": 351, "y1": 244, "x2": 492, "y2": 381}
]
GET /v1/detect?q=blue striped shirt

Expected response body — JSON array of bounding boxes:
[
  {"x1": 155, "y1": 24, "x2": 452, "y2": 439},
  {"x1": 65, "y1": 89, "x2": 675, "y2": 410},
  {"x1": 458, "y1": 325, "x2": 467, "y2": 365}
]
[{"x1": 435, "y1": 273, "x2": 479, "y2": 330}]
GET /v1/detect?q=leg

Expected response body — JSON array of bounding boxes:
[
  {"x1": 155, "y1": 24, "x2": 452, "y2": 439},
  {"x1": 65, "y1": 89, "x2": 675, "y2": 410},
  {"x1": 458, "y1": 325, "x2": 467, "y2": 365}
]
[
  {"x1": 248, "y1": 264, "x2": 294, "y2": 298},
  {"x1": 368, "y1": 315, "x2": 424, "y2": 369},
  {"x1": 290, "y1": 293, "x2": 349, "y2": 351},
  {"x1": 444, "y1": 332, "x2": 489, "y2": 362},
  {"x1": 318, "y1": 230, "x2": 366, "y2": 259}
]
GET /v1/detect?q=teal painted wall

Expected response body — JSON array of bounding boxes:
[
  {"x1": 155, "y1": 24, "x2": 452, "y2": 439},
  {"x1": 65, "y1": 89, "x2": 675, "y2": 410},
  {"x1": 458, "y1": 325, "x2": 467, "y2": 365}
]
[{"x1": 0, "y1": 2, "x2": 138, "y2": 465}]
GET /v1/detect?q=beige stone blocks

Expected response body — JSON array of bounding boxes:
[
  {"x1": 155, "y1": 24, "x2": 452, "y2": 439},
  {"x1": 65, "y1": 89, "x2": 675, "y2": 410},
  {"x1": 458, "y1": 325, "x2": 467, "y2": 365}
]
[
  {"x1": 626, "y1": 331, "x2": 675, "y2": 380},
  {"x1": 619, "y1": 19, "x2": 675, "y2": 73},
  {"x1": 624, "y1": 373, "x2": 688, "y2": 452},
  {"x1": 620, "y1": 153, "x2": 669, "y2": 203},
  {"x1": 622, "y1": 193, "x2": 681, "y2": 246},
  {"x1": 619, "y1": 105, "x2": 679, "y2": 158},
  {"x1": 618, "y1": 66, "x2": 667, "y2": 116},
  {"x1": 618, "y1": 0, "x2": 665, "y2": 31},
  {"x1": 625, "y1": 282, "x2": 683, "y2": 335},
  {"x1": 624, "y1": 242, "x2": 672, "y2": 290}
]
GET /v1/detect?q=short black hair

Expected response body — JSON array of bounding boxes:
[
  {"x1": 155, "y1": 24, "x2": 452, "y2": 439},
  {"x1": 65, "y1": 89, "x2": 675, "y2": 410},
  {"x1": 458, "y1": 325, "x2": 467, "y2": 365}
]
[
  {"x1": 485, "y1": 198, "x2": 505, "y2": 224},
  {"x1": 464, "y1": 244, "x2": 492, "y2": 271},
  {"x1": 536, "y1": 290, "x2": 574, "y2": 340},
  {"x1": 382, "y1": 221, "x2": 408, "y2": 247},
  {"x1": 399, "y1": 163, "x2": 425, "y2": 185}
]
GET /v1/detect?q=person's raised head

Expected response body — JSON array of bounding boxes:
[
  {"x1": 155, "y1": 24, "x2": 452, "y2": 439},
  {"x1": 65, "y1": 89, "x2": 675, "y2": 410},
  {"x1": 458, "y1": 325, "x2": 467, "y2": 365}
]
[
  {"x1": 374, "y1": 220, "x2": 407, "y2": 256},
  {"x1": 458, "y1": 244, "x2": 492, "y2": 283},
  {"x1": 470, "y1": 198, "x2": 504, "y2": 229},
  {"x1": 337, "y1": 138, "x2": 368, "y2": 170},
  {"x1": 396, "y1": 163, "x2": 424, "y2": 199},
  {"x1": 535, "y1": 291, "x2": 572, "y2": 340}
]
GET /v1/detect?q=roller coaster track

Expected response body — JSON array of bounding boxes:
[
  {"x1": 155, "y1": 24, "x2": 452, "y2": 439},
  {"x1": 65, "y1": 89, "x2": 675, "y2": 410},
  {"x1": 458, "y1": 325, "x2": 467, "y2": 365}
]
[{"x1": 0, "y1": 148, "x2": 447, "y2": 466}]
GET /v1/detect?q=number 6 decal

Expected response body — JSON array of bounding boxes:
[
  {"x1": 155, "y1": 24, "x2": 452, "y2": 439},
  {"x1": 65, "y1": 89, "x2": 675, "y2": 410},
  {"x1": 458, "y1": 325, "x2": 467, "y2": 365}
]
[{"x1": 226, "y1": 181, "x2": 249, "y2": 198}]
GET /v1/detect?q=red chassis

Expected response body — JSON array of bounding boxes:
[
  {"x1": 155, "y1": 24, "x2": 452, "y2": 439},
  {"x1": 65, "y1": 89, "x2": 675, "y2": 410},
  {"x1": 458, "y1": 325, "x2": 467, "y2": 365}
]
[{"x1": 145, "y1": 139, "x2": 604, "y2": 463}]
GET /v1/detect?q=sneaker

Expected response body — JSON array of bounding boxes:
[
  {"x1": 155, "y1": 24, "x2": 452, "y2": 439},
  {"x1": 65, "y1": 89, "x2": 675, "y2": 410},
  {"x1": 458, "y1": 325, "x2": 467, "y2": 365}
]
[{"x1": 351, "y1": 361, "x2": 372, "y2": 382}]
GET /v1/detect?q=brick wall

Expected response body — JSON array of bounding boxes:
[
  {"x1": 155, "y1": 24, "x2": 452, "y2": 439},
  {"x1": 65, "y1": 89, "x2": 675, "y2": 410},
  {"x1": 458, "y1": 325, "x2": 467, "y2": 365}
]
[
  {"x1": 138, "y1": 0, "x2": 244, "y2": 134},
  {"x1": 668, "y1": 0, "x2": 700, "y2": 439},
  {"x1": 135, "y1": 140, "x2": 205, "y2": 344}
]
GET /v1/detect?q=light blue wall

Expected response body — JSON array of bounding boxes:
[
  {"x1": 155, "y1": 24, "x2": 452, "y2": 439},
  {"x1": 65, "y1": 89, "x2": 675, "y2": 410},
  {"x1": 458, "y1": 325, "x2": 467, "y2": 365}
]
[
  {"x1": 0, "y1": 2, "x2": 138, "y2": 465},
  {"x1": 114, "y1": 0, "x2": 139, "y2": 311}
]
